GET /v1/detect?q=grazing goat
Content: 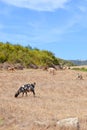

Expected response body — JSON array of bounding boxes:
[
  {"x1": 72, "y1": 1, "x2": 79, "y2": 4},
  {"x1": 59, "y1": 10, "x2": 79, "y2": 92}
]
[
  {"x1": 15, "y1": 82, "x2": 36, "y2": 97},
  {"x1": 47, "y1": 67, "x2": 56, "y2": 75},
  {"x1": 77, "y1": 73, "x2": 83, "y2": 80},
  {"x1": 8, "y1": 67, "x2": 15, "y2": 72}
]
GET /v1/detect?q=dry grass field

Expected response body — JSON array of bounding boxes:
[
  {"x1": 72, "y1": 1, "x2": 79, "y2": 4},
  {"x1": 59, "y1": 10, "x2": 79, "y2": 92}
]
[{"x1": 0, "y1": 68, "x2": 87, "y2": 130}]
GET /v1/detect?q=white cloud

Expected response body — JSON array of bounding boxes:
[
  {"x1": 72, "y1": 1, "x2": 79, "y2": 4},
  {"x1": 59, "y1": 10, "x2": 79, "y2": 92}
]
[{"x1": 1, "y1": 0, "x2": 70, "y2": 11}]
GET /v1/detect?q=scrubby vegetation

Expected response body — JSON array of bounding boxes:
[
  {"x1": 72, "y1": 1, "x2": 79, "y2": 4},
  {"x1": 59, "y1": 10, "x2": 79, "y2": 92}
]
[
  {"x1": 0, "y1": 42, "x2": 74, "y2": 68},
  {"x1": 72, "y1": 67, "x2": 87, "y2": 72}
]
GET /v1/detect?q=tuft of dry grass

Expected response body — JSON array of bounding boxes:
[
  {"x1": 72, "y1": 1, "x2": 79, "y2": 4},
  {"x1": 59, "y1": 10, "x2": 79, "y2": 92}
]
[{"x1": 79, "y1": 116, "x2": 87, "y2": 130}]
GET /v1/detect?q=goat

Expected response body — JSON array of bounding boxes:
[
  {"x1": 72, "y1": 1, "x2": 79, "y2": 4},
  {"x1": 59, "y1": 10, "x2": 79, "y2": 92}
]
[
  {"x1": 47, "y1": 67, "x2": 56, "y2": 75},
  {"x1": 76, "y1": 73, "x2": 83, "y2": 80},
  {"x1": 14, "y1": 82, "x2": 36, "y2": 97},
  {"x1": 8, "y1": 67, "x2": 15, "y2": 72}
]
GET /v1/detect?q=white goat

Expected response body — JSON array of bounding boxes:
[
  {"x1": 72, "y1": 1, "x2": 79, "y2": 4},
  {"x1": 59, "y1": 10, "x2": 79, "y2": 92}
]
[{"x1": 47, "y1": 67, "x2": 56, "y2": 75}]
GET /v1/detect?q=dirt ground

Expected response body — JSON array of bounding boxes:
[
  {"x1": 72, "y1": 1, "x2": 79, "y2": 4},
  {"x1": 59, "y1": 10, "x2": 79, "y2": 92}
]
[{"x1": 0, "y1": 68, "x2": 87, "y2": 130}]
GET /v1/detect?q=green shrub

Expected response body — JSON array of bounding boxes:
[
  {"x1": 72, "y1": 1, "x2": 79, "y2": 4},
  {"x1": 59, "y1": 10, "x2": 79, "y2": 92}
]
[
  {"x1": 0, "y1": 42, "x2": 74, "y2": 68},
  {"x1": 72, "y1": 67, "x2": 87, "y2": 72}
]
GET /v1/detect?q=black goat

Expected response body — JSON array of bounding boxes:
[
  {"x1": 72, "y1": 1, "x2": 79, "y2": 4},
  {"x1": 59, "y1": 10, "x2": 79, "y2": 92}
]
[{"x1": 15, "y1": 82, "x2": 36, "y2": 98}]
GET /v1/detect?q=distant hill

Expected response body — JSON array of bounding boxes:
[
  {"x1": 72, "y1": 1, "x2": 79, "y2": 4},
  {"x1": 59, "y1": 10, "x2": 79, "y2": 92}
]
[{"x1": 69, "y1": 60, "x2": 87, "y2": 66}]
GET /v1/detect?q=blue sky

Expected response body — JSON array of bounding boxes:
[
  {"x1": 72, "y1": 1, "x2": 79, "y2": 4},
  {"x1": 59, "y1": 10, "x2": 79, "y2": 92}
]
[{"x1": 0, "y1": 0, "x2": 87, "y2": 60}]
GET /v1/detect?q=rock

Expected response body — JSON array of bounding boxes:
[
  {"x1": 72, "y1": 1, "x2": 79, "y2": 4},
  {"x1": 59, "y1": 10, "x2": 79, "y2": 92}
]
[
  {"x1": 29, "y1": 63, "x2": 38, "y2": 69},
  {"x1": 56, "y1": 117, "x2": 79, "y2": 129}
]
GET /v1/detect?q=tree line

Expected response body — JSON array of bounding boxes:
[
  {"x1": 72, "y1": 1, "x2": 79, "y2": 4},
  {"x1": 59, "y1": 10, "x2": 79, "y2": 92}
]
[{"x1": 0, "y1": 42, "x2": 74, "y2": 68}]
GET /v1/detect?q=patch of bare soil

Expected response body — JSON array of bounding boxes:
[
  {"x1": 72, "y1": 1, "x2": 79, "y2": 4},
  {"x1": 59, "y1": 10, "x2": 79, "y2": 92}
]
[{"x1": 0, "y1": 68, "x2": 87, "y2": 130}]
